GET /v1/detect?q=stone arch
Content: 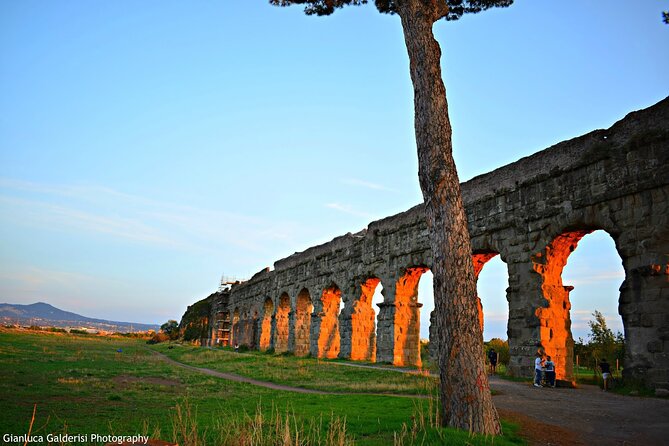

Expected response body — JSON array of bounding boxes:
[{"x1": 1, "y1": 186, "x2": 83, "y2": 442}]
[
  {"x1": 533, "y1": 228, "x2": 625, "y2": 384},
  {"x1": 393, "y1": 266, "x2": 429, "y2": 367},
  {"x1": 231, "y1": 307, "x2": 240, "y2": 346},
  {"x1": 274, "y1": 293, "x2": 290, "y2": 353},
  {"x1": 294, "y1": 288, "x2": 313, "y2": 356},
  {"x1": 472, "y1": 251, "x2": 511, "y2": 340},
  {"x1": 472, "y1": 253, "x2": 498, "y2": 331},
  {"x1": 429, "y1": 251, "x2": 510, "y2": 363},
  {"x1": 350, "y1": 277, "x2": 381, "y2": 361},
  {"x1": 259, "y1": 298, "x2": 273, "y2": 351},
  {"x1": 562, "y1": 231, "x2": 625, "y2": 340},
  {"x1": 317, "y1": 284, "x2": 342, "y2": 359},
  {"x1": 250, "y1": 309, "x2": 259, "y2": 349}
]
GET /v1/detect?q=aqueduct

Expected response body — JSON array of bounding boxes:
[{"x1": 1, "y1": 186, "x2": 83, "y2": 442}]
[{"x1": 204, "y1": 98, "x2": 669, "y2": 389}]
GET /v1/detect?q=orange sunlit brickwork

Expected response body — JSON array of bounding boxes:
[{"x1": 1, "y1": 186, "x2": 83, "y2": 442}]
[
  {"x1": 393, "y1": 267, "x2": 428, "y2": 367},
  {"x1": 294, "y1": 289, "x2": 313, "y2": 356},
  {"x1": 259, "y1": 298, "x2": 273, "y2": 350},
  {"x1": 274, "y1": 293, "x2": 291, "y2": 353},
  {"x1": 318, "y1": 286, "x2": 342, "y2": 359},
  {"x1": 350, "y1": 278, "x2": 380, "y2": 361},
  {"x1": 533, "y1": 230, "x2": 592, "y2": 384}
]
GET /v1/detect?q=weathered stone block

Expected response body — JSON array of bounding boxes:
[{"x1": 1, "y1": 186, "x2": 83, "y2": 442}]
[
  {"x1": 641, "y1": 314, "x2": 654, "y2": 327},
  {"x1": 648, "y1": 340, "x2": 664, "y2": 353},
  {"x1": 654, "y1": 388, "x2": 669, "y2": 397}
]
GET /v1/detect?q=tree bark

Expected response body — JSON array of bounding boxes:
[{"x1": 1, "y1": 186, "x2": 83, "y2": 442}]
[{"x1": 396, "y1": 0, "x2": 501, "y2": 435}]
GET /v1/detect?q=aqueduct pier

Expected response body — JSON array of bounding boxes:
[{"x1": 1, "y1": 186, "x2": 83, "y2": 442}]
[{"x1": 201, "y1": 97, "x2": 668, "y2": 389}]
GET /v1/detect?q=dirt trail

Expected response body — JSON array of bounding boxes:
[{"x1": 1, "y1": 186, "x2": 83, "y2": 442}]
[
  {"x1": 152, "y1": 350, "x2": 329, "y2": 394},
  {"x1": 489, "y1": 376, "x2": 669, "y2": 445},
  {"x1": 151, "y1": 350, "x2": 425, "y2": 398}
]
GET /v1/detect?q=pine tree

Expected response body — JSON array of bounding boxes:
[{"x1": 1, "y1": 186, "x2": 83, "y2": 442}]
[{"x1": 269, "y1": 0, "x2": 514, "y2": 434}]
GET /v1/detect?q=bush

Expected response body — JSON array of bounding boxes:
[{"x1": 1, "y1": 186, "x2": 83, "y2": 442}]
[
  {"x1": 146, "y1": 332, "x2": 170, "y2": 344},
  {"x1": 485, "y1": 338, "x2": 510, "y2": 365},
  {"x1": 160, "y1": 320, "x2": 180, "y2": 340}
]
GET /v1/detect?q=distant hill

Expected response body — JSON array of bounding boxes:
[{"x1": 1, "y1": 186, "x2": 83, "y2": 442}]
[{"x1": 0, "y1": 302, "x2": 159, "y2": 332}]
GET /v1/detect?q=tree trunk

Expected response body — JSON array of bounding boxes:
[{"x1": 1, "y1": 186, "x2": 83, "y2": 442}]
[{"x1": 396, "y1": 0, "x2": 501, "y2": 435}]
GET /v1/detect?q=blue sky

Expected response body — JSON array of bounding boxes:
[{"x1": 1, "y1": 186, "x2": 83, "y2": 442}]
[{"x1": 1, "y1": 1, "x2": 666, "y2": 340}]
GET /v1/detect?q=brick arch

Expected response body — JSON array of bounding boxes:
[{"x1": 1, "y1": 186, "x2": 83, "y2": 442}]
[
  {"x1": 533, "y1": 228, "x2": 625, "y2": 384},
  {"x1": 259, "y1": 297, "x2": 274, "y2": 351},
  {"x1": 317, "y1": 283, "x2": 342, "y2": 359},
  {"x1": 231, "y1": 307, "x2": 240, "y2": 346},
  {"x1": 393, "y1": 266, "x2": 429, "y2": 367},
  {"x1": 472, "y1": 253, "x2": 499, "y2": 332},
  {"x1": 294, "y1": 288, "x2": 313, "y2": 356},
  {"x1": 274, "y1": 293, "x2": 290, "y2": 353},
  {"x1": 348, "y1": 277, "x2": 381, "y2": 361}
]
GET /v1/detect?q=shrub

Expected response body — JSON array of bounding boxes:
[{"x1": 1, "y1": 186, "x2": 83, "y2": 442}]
[
  {"x1": 485, "y1": 338, "x2": 510, "y2": 365},
  {"x1": 147, "y1": 332, "x2": 170, "y2": 344}
]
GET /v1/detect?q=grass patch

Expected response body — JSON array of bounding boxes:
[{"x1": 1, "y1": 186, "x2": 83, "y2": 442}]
[
  {"x1": 151, "y1": 343, "x2": 439, "y2": 395},
  {"x1": 0, "y1": 328, "x2": 524, "y2": 445}
]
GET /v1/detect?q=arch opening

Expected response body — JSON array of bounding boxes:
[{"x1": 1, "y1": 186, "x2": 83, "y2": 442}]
[
  {"x1": 534, "y1": 229, "x2": 625, "y2": 384},
  {"x1": 294, "y1": 288, "x2": 313, "y2": 356},
  {"x1": 562, "y1": 230, "x2": 625, "y2": 377},
  {"x1": 394, "y1": 267, "x2": 429, "y2": 367},
  {"x1": 259, "y1": 298, "x2": 274, "y2": 351},
  {"x1": 417, "y1": 271, "x2": 433, "y2": 341},
  {"x1": 274, "y1": 293, "x2": 290, "y2": 353},
  {"x1": 351, "y1": 277, "x2": 381, "y2": 361},
  {"x1": 475, "y1": 253, "x2": 510, "y2": 342},
  {"x1": 231, "y1": 308, "x2": 240, "y2": 346},
  {"x1": 318, "y1": 285, "x2": 342, "y2": 359}
]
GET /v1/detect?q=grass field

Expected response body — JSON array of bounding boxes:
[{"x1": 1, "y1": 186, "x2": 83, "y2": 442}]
[
  {"x1": 151, "y1": 343, "x2": 438, "y2": 395},
  {"x1": 0, "y1": 328, "x2": 525, "y2": 445}
]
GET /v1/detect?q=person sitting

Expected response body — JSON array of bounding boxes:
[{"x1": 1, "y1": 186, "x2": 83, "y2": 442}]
[
  {"x1": 544, "y1": 355, "x2": 556, "y2": 387},
  {"x1": 599, "y1": 358, "x2": 611, "y2": 391}
]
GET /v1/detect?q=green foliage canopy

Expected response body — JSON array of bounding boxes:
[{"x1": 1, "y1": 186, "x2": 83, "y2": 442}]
[
  {"x1": 575, "y1": 310, "x2": 625, "y2": 367},
  {"x1": 485, "y1": 338, "x2": 509, "y2": 365},
  {"x1": 270, "y1": 0, "x2": 513, "y2": 21},
  {"x1": 160, "y1": 319, "x2": 180, "y2": 340}
]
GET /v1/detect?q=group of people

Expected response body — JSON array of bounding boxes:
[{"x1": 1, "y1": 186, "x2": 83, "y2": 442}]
[
  {"x1": 533, "y1": 352, "x2": 614, "y2": 390},
  {"x1": 533, "y1": 353, "x2": 557, "y2": 387}
]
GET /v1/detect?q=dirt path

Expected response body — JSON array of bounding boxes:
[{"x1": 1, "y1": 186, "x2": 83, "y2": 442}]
[
  {"x1": 152, "y1": 350, "x2": 330, "y2": 394},
  {"x1": 489, "y1": 376, "x2": 669, "y2": 445},
  {"x1": 151, "y1": 350, "x2": 424, "y2": 399}
]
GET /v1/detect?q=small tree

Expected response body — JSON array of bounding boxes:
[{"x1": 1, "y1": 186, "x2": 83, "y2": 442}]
[
  {"x1": 587, "y1": 310, "x2": 624, "y2": 366},
  {"x1": 485, "y1": 338, "x2": 509, "y2": 366},
  {"x1": 269, "y1": 0, "x2": 513, "y2": 434},
  {"x1": 161, "y1": 319, "x2": 180, "y2": 340}
]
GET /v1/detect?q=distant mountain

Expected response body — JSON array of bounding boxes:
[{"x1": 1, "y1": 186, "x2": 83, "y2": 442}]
[{"x1": 0, "y1": 302, "x2": 159, "y2": 332}]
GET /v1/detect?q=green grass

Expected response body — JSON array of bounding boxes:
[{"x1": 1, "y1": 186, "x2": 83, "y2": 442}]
[
  {"x1": 0, "y1": 328, "x2": 525, "y2": 445},
  {"x1": 151, "y1": 342, "x2": 438, "y2": 395}
]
